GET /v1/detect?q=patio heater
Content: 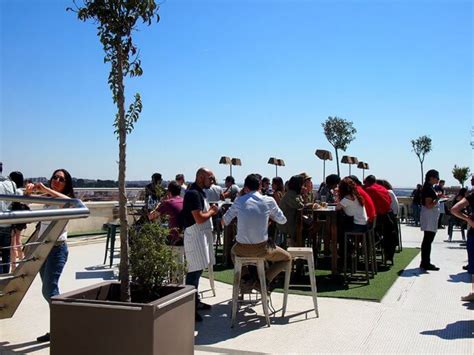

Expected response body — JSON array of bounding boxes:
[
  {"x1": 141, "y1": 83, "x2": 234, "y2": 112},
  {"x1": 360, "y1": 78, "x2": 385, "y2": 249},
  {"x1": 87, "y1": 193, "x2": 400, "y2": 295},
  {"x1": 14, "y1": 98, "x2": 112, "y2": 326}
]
[
  {"x1": 268, "y1": 157, "x2": 285, "y2": 177},
  {"x1": 315, "y1": 149, "x2": 333, "y2": 180},
  {"x1": 357, "y1": 161, "x2": 369, "y2": 181},
  {"x1": 219, "y1": 156, "x2": 241, "y2": 177},
  {"x1": 341, "y1": 155, "x2": 359, "y2": 175}
]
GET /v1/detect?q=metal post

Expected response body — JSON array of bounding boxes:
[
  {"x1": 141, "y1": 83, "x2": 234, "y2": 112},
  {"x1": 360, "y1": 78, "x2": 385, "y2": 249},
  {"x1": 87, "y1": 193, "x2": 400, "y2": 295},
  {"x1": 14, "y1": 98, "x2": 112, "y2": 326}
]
[
  {"x1": 230, "y1": 165, "x2": 232, "y2": 177},
  {"x1": 323, "y1": 160, "x2": 326, "y2": 180},
  {"x1": 275, "y1": 165, "x2": 278, "y2": 177}
]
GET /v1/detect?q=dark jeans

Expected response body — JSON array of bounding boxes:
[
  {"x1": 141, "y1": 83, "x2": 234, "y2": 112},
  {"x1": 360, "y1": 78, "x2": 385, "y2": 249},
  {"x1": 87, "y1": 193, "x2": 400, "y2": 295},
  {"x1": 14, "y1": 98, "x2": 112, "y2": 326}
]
[
  {"x1": 467, "y1": 230, "x2": 474, "y2": 274},
  {"x1": 376, "y1": 213, "x2": 396, "y2": 261},
  {"x1": 39, "y1": 242, "x2": 69, "y2": 302},
  {"x1": 412, "y1": 204, "x2": 421, "y2": 225},
  {"x1": 421, "y1": 231, "x2": 436, "y2": 267},
  {"x1": 186, "y1": 269, "x2": 203, "y2": 306},
  {"x1": 0, "y1": 226, "x2": 12, "y2": 274}
]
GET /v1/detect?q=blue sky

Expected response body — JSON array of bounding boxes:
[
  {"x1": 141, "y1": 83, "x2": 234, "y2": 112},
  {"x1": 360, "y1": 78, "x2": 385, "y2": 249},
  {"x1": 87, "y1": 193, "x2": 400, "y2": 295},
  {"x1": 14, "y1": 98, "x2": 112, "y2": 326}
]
[{"x1": 1, "y1": 0, "x2": 472, "y2": 187}]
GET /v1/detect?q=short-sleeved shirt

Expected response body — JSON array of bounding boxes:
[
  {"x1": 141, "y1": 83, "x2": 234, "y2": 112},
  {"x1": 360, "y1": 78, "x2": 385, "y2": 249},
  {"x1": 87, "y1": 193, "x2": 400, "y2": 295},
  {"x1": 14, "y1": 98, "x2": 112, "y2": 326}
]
[
  {"x1": 421, "y1": 183, "x2": 437, "y2": 207},
  {"x1": 157, "y1": 196, "x2": 183, "y2": 243},
  {"x1": 181, "y1": 183, "x2": 205, "y2": 229},
  {"x1": 364, "y1": 183, "x2": 391, "y2": 215},
  {"x1": 340, "y1": 196, "x2": 368, "y2": 225},
  {"x1": 224, "y1": 184, "x2": 240, "y2": 201},
  {"x1": 411, "y1": 188, "x2": 422, "y2": 205}
]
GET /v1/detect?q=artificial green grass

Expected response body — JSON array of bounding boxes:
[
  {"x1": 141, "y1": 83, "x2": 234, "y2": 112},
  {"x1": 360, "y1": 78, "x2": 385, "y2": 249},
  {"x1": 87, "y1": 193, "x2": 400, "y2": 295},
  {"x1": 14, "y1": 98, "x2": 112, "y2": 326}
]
[{"x1": 203, "y1": 247, "x2": 419, "y2": 302}]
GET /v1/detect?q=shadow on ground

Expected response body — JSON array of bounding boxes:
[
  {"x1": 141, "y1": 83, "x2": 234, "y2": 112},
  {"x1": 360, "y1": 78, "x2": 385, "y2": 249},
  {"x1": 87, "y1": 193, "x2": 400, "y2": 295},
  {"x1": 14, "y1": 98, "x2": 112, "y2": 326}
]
[
  {"x1": 420, "y1": 320, "x2": 474, "y2": 339},
  {"x1": 447, "y1": 272, "x2": 471, "y2": 284},
  {"x1": 195, "y1": 300, "x2": 317, "y2": 347},
  {"x1": 0, "y1": 341, "x2": 50, "y2": 354}
]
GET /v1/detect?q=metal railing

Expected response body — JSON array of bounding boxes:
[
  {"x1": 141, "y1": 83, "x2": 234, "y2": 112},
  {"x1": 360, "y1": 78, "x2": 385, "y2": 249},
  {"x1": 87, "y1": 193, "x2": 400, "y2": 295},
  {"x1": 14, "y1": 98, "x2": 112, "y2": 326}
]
[{"x1": 0, "y1": 194, "x2": 89, "y2": 319}]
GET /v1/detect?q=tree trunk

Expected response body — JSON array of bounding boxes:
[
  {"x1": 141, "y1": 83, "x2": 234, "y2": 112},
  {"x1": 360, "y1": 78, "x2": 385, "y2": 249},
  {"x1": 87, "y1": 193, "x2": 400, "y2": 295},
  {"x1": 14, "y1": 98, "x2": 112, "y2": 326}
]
[
  {"x1": 420, "y1": 161, "x2": 424, "y2": 185},
  {"x1": 335, "y1": 148, "x2": 340, "y2": 177},
  {"x1": 116, "y1": 49, "x2": 131, "y2": 302}
]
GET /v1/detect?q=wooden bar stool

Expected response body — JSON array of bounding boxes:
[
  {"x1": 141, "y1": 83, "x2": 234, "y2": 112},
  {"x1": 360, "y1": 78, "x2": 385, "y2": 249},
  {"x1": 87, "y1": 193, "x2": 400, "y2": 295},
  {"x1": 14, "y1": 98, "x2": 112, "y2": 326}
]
[
  {"x1": 231, "y1": 256, "x2": 271, "y2": 327},
  {"x1": 343, "y1": 231, "x2": 370, "y2": 284},
  {"x1": 283, "y1": 247, "x2": 319, "y2": 317}
]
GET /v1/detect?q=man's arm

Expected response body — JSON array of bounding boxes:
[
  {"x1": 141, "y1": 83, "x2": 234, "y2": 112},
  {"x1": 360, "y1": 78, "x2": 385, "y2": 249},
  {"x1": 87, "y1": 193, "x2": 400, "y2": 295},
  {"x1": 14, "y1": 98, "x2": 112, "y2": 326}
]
[
  {"x1": 451, "y1": 198, "x2": 474, "y2": 229},
  {"x1": 191, "y1": 206, "x2": 218, "y2": 225},
  {"x1": 222, "y1": 204, "x2": 238, "y2": 226},
  {"x1": 269, "y1": 199, "x2": 287, "y2": 225}
]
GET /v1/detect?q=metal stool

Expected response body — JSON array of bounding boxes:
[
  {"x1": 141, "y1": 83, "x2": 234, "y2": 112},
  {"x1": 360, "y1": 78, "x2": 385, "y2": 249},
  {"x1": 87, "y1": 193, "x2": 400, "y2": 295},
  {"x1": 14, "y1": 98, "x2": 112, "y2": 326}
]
[
  {"x1": 231, "y1": 257, "x2": 271, "y2": 327},
  {"x1": 103, "y1": 223, "x2": 120, "y2": 267},
  {"x1": 343, "y1": 230, "x2": 370, "y2": 284},
  {"x1": 284, "y1": 247, "x2": 319, "y2": 317},
  {"x1": 206, "y1": 231, "x2": 216, "y2": 297}
]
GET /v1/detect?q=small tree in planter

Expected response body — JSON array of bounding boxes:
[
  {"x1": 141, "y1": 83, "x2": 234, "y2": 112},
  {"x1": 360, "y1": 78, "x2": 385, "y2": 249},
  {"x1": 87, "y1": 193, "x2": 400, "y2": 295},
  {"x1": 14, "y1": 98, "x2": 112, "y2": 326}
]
[{"x1": 69, "y1": 0, "x2": 159, "y2": 301}]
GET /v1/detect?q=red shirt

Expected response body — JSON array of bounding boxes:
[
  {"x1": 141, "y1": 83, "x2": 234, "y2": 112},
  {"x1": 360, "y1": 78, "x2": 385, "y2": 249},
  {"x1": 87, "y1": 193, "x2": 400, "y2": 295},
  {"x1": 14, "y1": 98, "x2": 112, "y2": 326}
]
[
  {"x1": 356, "y1": 186, "x2": 376, "y2": 222},
  {"x1": 157, "y1": 196, "x2": 183, "y2": 244},
  {"x1": 364, "y1": 183, "x2": 391, "y2": 215}
]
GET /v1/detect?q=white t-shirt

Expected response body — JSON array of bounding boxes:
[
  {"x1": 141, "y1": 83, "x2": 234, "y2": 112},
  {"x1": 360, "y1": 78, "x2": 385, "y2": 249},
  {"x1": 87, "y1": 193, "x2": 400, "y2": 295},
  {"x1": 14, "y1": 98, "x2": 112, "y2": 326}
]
[
  {"x1": 387, "y1": 189, "x2": 399, "y2": 215},
  {"x1": 39, "y1": 205, "x2": 68, "y2": 242},
  {"x1": 340, "y1": 196, "x2": 368, "y2": 226},
  {"x1": 204, "y1": 184, "x2": 223, "y2": 202}
]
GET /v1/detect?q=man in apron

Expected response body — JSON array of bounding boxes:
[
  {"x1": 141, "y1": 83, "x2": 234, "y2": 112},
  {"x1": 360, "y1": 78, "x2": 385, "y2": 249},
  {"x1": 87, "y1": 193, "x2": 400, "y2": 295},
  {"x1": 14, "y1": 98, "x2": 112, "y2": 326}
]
[{"x1": 181, "y1": 168, "x2": 218, "y2": 322}]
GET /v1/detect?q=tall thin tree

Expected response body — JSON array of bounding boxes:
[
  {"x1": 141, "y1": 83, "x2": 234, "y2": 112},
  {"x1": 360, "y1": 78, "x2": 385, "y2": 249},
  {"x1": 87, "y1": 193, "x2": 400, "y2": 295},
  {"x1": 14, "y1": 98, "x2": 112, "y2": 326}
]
[
  {"x1": 411, "y1": 135, "x2": 432, "y2": 185},
  {"x1": 69, "y1": 0, "x2": 160, "y2": 301},
  {"x1": 322, "y1": 116, "x2": 357, "y2": 176}
]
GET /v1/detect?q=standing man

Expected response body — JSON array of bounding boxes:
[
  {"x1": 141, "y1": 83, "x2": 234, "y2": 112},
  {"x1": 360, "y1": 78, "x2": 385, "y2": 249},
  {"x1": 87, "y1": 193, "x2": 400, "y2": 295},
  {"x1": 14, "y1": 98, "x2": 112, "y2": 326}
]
[
  {"x1": 181, "y1": 168, "x2": 218, "y2": 321},
  {"x1": 175, "y1": 173, "x2": 188, "y2": 197},
  {"x1": 223, "y1": 174, "x2": 291, "y2": 291},
  {"x1": 223, "y1": 176, "x2": 240, "y2": 201},
  {"x1": 144, "y1": 173, "x2": 163, "y2": 211},
  {"x1": 0, "y1": 163, "x2": 18, "y2": 274}
]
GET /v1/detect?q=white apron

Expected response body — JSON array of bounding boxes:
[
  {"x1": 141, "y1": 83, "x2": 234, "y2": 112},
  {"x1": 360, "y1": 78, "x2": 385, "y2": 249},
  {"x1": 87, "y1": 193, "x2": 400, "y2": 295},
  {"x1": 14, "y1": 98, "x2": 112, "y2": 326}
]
[
  {"x1": 184, "y1": 199, "x2": 215, "y2": 273},
  {"x1": 420, "y1": 204, "x2": 440, "y2": 232}
]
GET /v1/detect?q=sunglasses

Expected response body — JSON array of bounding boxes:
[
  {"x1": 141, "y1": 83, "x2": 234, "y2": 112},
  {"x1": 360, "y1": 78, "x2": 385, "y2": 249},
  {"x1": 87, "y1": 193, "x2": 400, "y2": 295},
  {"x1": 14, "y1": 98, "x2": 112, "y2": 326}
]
[{"x1": 52, "y1": 175, "x2": 66, "y2": 183}]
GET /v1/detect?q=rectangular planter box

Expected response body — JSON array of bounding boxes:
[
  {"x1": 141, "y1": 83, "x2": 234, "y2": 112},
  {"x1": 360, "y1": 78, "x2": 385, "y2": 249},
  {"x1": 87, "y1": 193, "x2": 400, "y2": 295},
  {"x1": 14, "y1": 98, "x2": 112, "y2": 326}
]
[{"x1": 51, "y1": 281, "x2": 195, "y2": 355}]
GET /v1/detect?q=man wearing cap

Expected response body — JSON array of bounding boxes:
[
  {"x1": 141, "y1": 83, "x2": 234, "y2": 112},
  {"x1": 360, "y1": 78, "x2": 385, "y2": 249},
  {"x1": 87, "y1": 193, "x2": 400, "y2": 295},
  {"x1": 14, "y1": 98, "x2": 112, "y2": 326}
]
[
  {"x1": 299, "y1": 172, "x2": 314, "y2": 203},
  {"x1": 223, "y1": 174, "x2": 290, "y2": 292}
]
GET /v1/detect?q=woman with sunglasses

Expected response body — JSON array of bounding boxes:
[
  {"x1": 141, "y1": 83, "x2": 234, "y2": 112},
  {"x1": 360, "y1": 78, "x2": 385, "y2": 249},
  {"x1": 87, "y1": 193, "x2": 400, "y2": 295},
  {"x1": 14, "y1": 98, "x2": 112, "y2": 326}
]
[{"x1": 25, "y1": 169, "x2": 75, "y2": 343}]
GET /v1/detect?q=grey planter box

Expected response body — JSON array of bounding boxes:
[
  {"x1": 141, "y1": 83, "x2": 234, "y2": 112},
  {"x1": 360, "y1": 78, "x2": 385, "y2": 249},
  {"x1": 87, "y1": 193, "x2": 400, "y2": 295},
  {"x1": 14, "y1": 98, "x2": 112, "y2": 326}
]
[{"x1": 51, "y1": 281, "x2": 195, "y2": 355}]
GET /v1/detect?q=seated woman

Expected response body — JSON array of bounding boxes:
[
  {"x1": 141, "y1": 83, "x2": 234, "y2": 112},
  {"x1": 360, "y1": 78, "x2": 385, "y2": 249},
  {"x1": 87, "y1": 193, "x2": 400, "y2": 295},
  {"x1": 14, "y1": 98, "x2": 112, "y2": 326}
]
[
  {"x1": 337, "y1": 177, "x2": 368, "y2": 233},
  {"x1": 148, "y1": 180, "x2": 184, "y2": 245},
  {"x1": 278, "y1": 175, "x2": 305, "y2": 247}
]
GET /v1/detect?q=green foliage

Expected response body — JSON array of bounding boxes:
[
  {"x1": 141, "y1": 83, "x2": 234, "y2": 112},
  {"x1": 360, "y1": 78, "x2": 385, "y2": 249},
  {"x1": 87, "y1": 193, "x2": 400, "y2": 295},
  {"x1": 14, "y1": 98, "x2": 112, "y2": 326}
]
[
  {"x1": 411, "y1": 135, "x2": 432, "y2": 163},
  {"x1": 322, "y1": 116, "x2": 357, "y2": 176},
  {"x1": 452, "y1": 165, "x2": 470, "y2": 187},
  {"x1": 130, "y1": 221, "x2": 186, "y2": 295},
  {"x1": 322, "y1": 116, "x2": 357, "y2": 151}
]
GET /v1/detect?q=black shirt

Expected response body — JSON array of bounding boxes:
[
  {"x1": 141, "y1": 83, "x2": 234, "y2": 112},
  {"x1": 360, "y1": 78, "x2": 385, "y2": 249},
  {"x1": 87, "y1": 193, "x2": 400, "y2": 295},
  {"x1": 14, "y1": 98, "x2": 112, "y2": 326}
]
[
  {"x1": 411, "y1": 188, "x2": 422, "y2": 205},
  {"x1": 466, "y1": 192, "x2": 474, "y2": 232},
  {"x1": 181, "y1": 183, "x2": 205, "y2": 229},
  {"x1": 421, "y1": 183, "x2": 437, "y2": 207}
]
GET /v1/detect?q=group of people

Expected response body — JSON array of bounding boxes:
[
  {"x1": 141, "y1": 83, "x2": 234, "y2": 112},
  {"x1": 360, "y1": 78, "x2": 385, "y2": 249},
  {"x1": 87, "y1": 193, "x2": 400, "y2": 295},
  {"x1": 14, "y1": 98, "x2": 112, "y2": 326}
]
[{"x1": 0, "y1": 164, "x2": 75, "y2": 342}]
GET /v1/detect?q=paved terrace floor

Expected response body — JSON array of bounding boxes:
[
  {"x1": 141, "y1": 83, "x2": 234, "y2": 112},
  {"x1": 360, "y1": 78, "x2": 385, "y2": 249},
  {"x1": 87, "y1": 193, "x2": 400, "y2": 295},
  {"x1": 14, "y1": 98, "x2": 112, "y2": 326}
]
[{"x1": 1, "y1": 224, "x2": 472, "y2": 354}]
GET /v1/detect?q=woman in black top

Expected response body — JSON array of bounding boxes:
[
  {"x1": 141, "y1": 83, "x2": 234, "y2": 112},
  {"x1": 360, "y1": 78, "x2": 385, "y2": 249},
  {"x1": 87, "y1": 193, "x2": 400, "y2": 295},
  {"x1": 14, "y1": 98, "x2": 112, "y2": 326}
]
[
  {"x1": 451, "y1": 185, "x2": 474, "y2": 302},
  {"x1": 419, "y1": 169, "x2": 441, "y2": 271}
]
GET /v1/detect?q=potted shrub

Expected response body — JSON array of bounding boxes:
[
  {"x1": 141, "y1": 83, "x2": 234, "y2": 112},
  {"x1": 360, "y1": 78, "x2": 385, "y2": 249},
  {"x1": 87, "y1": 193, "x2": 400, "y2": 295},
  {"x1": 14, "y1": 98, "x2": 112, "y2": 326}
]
[{"x1": 50, "y1": 221, "x2": 193, "y2": 355}]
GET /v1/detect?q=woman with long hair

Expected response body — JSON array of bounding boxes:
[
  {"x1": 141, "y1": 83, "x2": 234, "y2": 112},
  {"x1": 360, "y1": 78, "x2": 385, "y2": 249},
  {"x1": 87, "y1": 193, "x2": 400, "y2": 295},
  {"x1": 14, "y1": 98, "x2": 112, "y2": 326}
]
[
  {"x1": 271, "y1": 176, "x2": 285, "y2": 206},
  {"x1": 25, "y1": 168, "x2": 75, "y2": 343},
  {"x1": 419, "y1": 169, "x2": 441, "y2": 271},
  {"x1": 277, "y1": 175, "x2": 305, "y2": 247},
  {"x1": 337, "y1": 177, "x2": 368, "y2": 233}
]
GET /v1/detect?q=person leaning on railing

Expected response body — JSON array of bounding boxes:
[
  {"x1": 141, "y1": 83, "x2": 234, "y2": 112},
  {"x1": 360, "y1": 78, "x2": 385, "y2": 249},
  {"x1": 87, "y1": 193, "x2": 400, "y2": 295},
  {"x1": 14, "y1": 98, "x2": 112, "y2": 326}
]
[{"x1": 24, "y1": 168, "x2": 75, "y2": 343}]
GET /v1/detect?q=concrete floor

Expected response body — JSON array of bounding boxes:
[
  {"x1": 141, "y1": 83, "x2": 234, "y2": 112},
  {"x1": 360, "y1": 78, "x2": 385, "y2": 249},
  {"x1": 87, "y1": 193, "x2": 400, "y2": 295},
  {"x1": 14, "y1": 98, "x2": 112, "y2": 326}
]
[{"x1": 1, "y1": 225, "x2": 472, "y2": 354}]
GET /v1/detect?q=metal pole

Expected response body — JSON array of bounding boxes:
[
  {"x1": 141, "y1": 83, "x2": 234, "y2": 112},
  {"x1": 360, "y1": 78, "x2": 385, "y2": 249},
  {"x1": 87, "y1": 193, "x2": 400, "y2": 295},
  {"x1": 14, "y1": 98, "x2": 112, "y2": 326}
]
[
  {"x1": 323, "y1": 160, "x2": 326, "y2": 180},
  {"x1": 349, "y1": 164, "x2": 351, "y2": 175},
  {"x1": 275, "y1": 165, "x2": 278, "y2": 177},
  {"x1": 230, "y1": 165, "x2": 232, "y2": 177}
]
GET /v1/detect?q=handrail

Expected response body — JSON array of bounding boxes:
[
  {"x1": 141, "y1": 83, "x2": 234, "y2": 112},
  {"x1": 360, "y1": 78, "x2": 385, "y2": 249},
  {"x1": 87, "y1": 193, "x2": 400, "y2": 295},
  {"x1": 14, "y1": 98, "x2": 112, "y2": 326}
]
[{"x1": 0, "y1": 194, "x2": 89, "y2": 225}]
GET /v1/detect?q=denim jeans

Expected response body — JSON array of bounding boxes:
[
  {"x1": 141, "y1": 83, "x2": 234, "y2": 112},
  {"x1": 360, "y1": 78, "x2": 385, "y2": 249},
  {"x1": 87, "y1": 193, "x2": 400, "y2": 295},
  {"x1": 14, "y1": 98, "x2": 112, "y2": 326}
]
[
  {"x1": 186, "y1": 269, "x2": 202, "y2": 305},
  {"x1": 412, "y1": 204, "x2": 421, "y2": 225},
  {"x1": 39, "y1": 242, "x2": 69, "y2": 302},
  {"x1": 0, "y1": 226, "x2": 12, "y2": 274}
]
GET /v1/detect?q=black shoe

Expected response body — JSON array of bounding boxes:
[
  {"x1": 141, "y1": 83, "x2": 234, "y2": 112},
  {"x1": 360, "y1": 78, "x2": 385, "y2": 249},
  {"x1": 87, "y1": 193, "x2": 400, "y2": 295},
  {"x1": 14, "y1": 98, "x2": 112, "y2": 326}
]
[
  {"x1": 197, "y1": 301, "x2": 212, "y2": 310},
  {"x1": 195, "y1": 312, "x2": 203, "y2": 322},
  {"x1": 36, "y1": 333, "x2": 50, "y2": 343},
  {"x1": 420, "y1": 264, "x2": 440, "y2": 271},
  {"x1": 462, "y1": 265, "x2": 468, "y2": 271}
]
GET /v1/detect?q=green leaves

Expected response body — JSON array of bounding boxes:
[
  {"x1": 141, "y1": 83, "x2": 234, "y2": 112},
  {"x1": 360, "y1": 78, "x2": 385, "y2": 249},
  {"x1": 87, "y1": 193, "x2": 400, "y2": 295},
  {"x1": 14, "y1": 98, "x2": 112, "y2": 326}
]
[
  {"x1": 322, "y1": 116, "x2": 357, "y2": 151},
  {"x1": 452, "y1": 165, "x2": 470, "y2": 187},
  {"x1": 113, "y1": 93, "x2": 142, "y2": 136},
  {"x1": 411, "y1": 135, "x2": 432, "y2": 162}
]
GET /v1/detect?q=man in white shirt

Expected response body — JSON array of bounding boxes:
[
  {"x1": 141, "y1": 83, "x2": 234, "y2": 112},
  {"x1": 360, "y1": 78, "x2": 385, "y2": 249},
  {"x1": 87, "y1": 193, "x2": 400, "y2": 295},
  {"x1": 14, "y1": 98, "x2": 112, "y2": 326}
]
[
  {"x1": 0, "y1": 164, "x2": 18, "y2": 274},
  {"x1": 204, "y1": 176, "x2": 223, "y2": 202},
  {"x1": 223, "y1": 174, "x2": 291, "y2": 290}
]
